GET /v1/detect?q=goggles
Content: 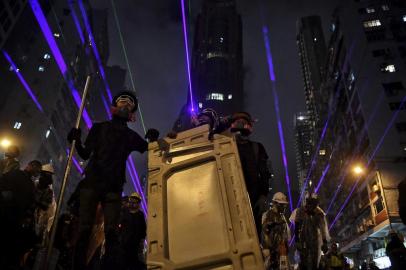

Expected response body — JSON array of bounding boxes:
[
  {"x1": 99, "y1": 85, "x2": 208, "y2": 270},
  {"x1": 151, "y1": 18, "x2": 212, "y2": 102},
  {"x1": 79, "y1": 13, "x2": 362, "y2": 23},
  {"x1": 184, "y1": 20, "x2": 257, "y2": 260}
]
[{"x1": 116, "y1": 95, "x2": 135, "y2": 107}]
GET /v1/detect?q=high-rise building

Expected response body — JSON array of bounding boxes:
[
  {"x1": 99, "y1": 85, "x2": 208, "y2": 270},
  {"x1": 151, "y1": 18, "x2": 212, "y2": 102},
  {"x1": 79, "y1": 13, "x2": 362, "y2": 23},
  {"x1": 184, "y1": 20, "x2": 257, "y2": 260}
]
[
  {"x1": 293, "y1": 112, "x2": 313, "y2": 191},
  {"x1": 312, "y1": 0, "x2": 406, "y2": 266},
  {"x1": 297, "y1": 16, "x2": 328, "y2": 125},
  {"x1": 296, "y1": 16, "x2": 329, "y2": 196},
  {"x1": 0, "y1": 0, "x2": 28, "y2": 50},
  {"x1": 191, "y1": 0, "x2": 243, "y2": 115},
  {"x1": 0, "y1": 1, "x2": 121, "y2": 196},
  {"x1": 173, "y1": 0, "x2": 243, "y2": 131}
]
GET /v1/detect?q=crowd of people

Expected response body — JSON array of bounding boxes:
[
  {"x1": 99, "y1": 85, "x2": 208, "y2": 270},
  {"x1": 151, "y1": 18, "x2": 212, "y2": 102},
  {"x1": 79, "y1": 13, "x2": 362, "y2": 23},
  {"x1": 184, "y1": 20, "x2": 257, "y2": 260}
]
[{"x1": 1, "y1": 90, "x2": 406, "y2": 270}]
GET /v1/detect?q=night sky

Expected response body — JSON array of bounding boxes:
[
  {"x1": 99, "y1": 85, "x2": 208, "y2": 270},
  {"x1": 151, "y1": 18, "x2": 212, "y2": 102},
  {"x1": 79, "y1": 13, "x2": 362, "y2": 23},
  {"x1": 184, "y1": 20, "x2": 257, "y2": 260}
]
[{"x1": 90, "y1": 0, "x2": 340, "y2": 200}]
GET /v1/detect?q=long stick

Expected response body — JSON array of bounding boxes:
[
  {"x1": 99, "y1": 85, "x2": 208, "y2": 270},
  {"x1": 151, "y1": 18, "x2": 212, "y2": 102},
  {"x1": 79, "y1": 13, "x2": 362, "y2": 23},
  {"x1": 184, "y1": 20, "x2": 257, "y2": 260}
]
[{"x1": 45, "y1": 75, "x2": 92, "y2": 269}]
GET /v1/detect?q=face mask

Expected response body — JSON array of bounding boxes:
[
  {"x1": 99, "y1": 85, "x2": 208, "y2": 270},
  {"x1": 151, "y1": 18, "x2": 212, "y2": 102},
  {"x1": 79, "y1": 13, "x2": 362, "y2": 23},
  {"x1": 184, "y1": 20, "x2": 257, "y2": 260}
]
[
  {"x1": 231, "y1": 120, "x2": 252, "y2": 136},
  {"x1": 276, "y1": 203, "x2": 287, "y2": 213},
  {"x1": 116, "y1": 107, "x2": 131, "y2": 119},
  {"x1": 38, "y1": 174, "x2": 52, "y2": 189}
]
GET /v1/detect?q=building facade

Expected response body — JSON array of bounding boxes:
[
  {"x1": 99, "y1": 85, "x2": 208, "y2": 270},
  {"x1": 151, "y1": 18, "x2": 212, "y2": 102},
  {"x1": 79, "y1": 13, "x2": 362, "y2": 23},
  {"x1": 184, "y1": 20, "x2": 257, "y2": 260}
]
[
  {"x1": 297, "y1": 16, "x2": 328, "y2": 126},
  {"x1": 191, "y1": 0, "x2": 243, "y2": 116},
  {"x1": 0, "y1": 0, "x2": 125, "y2": 197},
  {"x1": 293, "y1": 112, "x2": 314, "y2": 191},
  {"x1": 0, "y1": 0, "x2": 28, "y2": 50},
  {"x1": 296, "y1": 16, "x2": 330, "y2": 195},
  {"x1": 312, "y1": 0, "x2": 406, "y2": 267}
]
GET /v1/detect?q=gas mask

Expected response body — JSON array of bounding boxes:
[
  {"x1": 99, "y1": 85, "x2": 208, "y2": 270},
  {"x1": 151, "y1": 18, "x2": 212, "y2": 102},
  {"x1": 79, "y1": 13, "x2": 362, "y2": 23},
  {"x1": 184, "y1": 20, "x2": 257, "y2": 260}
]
[
  {"x1": 112, "y1": 94, "x2": 136, "y2": 121},
  {"x1": 38, "y1": 173, "x2": 52, "y2": 190},
  {"x1": 116, "y1": 106, "x2": 131, "y2": 119},
  {"x1": 231, "y1": 119, "x2": 253, "y2": 136},
  {"x1": 275, "y1": 202, "x2": 287, "y2": 214}
]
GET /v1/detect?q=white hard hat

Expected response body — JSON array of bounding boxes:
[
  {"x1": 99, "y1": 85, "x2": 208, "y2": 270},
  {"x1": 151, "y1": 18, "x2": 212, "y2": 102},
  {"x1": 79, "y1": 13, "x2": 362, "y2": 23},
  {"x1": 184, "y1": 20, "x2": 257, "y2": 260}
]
[
  {"x1": 272, "y1": 192, "x2": 289, "y2": 204},
  {"x1": 41, "y1": 163, "x2": 55, "y2": 174}
]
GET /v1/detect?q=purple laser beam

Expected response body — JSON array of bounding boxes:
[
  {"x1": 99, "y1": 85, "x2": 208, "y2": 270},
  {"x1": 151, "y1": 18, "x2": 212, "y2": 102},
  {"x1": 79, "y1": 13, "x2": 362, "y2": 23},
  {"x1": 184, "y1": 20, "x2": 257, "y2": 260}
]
[
  {"x1": 126, "y1": 160, "x2": 147, "y2": 213},
  {"x1": 3, "y1": 50, "x2": 44, "y2": 112},
  {"x1": 101, "y1": 94, "x2": 112, "y2": 119},
  {"x1": 67, "y1": 149, "x2": 84, "y2": 174},
  {"x1": 296, "y1": 115, "x2": 330, "y2": 208},
  {"x1": 67, "y1": 0, "x2": 85, "y2": 45},
  {"x1": 262, "y1": 26, "x2": 293, "y2": 210},
  {"x1": 180, "y1": 0, "x2": 195, "y2": 112},
  {"x1": 128, "y1": 158, "x2": 148, "y2": 212},
  {"x1": 313, "y1": 136, "x2": 342, "y2": 195},
  {"x1": 326, "y1": 90, "x2": 385, "y2": 215},
  {"x1": 77, "y1": 0, "x2": 113, "y2": 102},
  {"x1": 314, "y1": 163, "x2": 330, "y2": 194},
  {"x1": 29, "y1": 0, "x2": 67, "y2": 74},
  {"x1": 29, "y1": 0, "x2": 92, "y2": 129},
  {"x1": 99, "y1": 101, "x2": 147, "y2": 210},
  {"x1": 262, "y1": 27, "x2": 276, "y2": 81},
  {"x1": 329, "y1": 93, "x2": 406, "y2": 230},
  {"x1": 294, "y1": 40, "x2": 359, "y2": 208},
  {"x1": 36, "y1": 0, "x2": 146, "y2": 211}
]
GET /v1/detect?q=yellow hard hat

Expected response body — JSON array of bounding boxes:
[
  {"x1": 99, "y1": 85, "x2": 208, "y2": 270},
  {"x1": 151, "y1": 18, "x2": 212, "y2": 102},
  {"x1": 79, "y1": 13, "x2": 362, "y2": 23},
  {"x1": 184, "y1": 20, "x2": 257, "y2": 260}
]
[{"x1": 129, "y1": 192, "x2": 142, "y2": 201}]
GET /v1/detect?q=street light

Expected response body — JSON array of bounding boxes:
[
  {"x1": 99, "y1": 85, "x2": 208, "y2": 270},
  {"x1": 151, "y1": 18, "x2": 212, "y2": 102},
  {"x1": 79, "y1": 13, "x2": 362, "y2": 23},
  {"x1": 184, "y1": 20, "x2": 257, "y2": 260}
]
[
  {"x1": 352, "y1": 165, "x2": 364, "y2": 175},
  {"x1": 0, "y1": 138, "x2": 11, "y2": 149}
]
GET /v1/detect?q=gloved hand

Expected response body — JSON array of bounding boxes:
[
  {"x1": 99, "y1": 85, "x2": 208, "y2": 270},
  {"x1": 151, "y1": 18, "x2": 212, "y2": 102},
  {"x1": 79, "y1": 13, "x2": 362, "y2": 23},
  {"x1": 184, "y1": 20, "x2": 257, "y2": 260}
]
[
  {"x1": 321, "y1": 239, "x2": 328, "y2": 253},
  {"x1": 167, "y1": 131, "x2": 178, "y2": 139},
  {"x1": 145, "y1": 128, "x2": 160, "y2": 142},
  {"x1": 67, "y1": 128, "x2": 81, "y2": 144}
]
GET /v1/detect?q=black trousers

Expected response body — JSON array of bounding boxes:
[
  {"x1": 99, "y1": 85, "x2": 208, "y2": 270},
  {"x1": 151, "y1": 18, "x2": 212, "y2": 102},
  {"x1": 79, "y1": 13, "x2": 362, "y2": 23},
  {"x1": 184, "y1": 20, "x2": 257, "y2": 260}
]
[{"x1": 74, "y1": 188, "x2": 121, "y2": 270}]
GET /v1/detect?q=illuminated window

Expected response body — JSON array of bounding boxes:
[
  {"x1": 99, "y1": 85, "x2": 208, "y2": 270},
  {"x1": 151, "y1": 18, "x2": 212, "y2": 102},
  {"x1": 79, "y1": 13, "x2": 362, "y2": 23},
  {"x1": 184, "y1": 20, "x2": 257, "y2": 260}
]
[
  {"x1": 403, "y1": 15, "x2": 406, "y2": 22},
  {"x1": 381, "y1": 64, "x2": 396, "y2": 73},
  {"x1": 38, "y1": 66, "x2": 45, "y2": 72},
  {"x1": 43, "y1": 53, "x2": 51, "y2": 60},
  {"x1": 319, "y1": 149, "x2": 326, "y2": 156},
  {"x1": 10, "y1": 66, "x2": 20, "y2": 72},
  {"x1": 314, "y1": 37, "x2": 317, "y2": 42},
  {"x1": 206, "y1": 93, "x2": 224, "y2": 101},
  {"x1": 382, "y1": 5, "x2": 389, "y2": 11},
  {"x1": 363, "y1": 20, "x2": 381, "y2": 28},
  {"x1": 13, "y1": 122, "x2": 22, "y2": 129},
  {"x1": 207, "y1": 52, "x2": 227, "y2": 59},
  {"x1": 220, "y1": 37, "x2": 224, "y2": 43},
  {"x1": 228, "y1": 94, "x2": 232, "y2": 100},
  {"x1": 366, "y1": 7, "x2": 375, "y2": 13},
  {"x1": 198, "y1": 102, "x2": 203, "y2": 109}
]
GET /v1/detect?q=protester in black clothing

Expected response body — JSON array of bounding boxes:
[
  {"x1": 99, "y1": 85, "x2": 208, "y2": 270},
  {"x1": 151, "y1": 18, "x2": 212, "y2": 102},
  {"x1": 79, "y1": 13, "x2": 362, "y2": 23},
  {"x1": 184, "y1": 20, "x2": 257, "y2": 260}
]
[
  {"x1": 68, "y1": 91, "x2": 159, "y2": 269},
  {"x1": 0, "y1": 160, "x2": 42, "y2": 269},
  {"x1": 230, "y1": 112, "x2": 271, "y2": 237},
  {"x1": 386, "y1": 231, "x2": 406, "y2": 270},
  {"x1": 169, "y1": 107, "x2": 228, "y2": 139},
  {"x1": 119, "y1": 192, "x2": 147, "y2": 270}
]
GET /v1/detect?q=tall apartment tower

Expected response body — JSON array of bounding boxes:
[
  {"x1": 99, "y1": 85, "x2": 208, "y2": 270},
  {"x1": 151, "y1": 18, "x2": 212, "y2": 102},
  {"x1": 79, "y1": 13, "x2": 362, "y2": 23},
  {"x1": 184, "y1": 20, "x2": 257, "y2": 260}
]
[
  {"x1": 313, "y1": 0, "x2": 406, "y2": 265},
  {"x1": 293, "y1": 112, "x2": 314, "y2": 191},
  {"x1": 296, "y1": 16, "x2": 329, "y2": 194},
  {"x1": 191, "y1": 0, "x2": 243, "y2": 115},
  {"x1": 297, "y1": 16, "x2": 328, "y2": 125},
  {"x1": 0, "y1": 1, "x2": 122, "y2": 196}
]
